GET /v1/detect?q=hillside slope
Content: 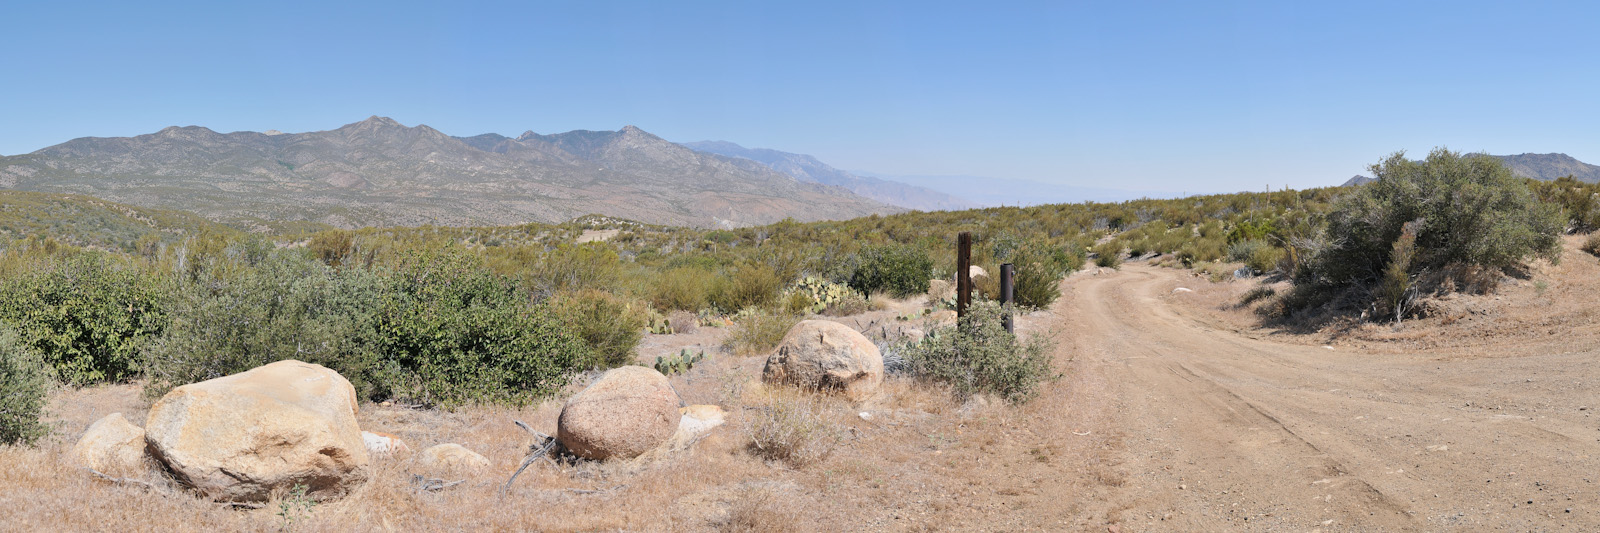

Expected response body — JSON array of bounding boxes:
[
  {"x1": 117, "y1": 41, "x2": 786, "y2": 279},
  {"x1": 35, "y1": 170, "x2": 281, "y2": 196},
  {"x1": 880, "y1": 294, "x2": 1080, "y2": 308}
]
[
  {"x1": 682, "y1": 140, "x2": 977, "y2": 211},
  {"x1": 1494, "y1": 153, "x2": 1600, "y2": 183},
  {"x1": 0, "y1": 117, "x2": 898, "y2": 229}
]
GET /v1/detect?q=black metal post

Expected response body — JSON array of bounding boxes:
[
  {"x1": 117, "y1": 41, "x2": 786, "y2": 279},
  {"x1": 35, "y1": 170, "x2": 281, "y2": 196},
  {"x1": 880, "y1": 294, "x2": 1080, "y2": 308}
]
[
  {"x1": 956, "y1": 232, "x2": 971, "y2": 321},
  {"x1": 1000, "y1": 263, "x2": 1015, "y2": 333}
]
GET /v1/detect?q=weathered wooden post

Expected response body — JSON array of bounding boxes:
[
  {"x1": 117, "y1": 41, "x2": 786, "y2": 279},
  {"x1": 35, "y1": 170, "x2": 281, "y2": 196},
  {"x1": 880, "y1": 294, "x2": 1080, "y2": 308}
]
[
  {"x1": 956, "y1": 232, "x2": 971, "y2": 321},
  {"x1": 1000, "y1": 263, "x2": 1015, "y2": 333}
]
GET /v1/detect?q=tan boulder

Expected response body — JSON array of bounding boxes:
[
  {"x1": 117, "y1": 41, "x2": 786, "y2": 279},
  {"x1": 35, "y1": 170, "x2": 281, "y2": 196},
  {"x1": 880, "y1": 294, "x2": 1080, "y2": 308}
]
[
  {"x1": 968, "y1": 265, "x2": 988, "y2": 280},
  {"x1": 71, "y1": 413, "x2": 148, "y2": 475},
  {"x1": 558, "y1": 366, "x2": 682, "y2": 460},
  {"x1": 418, "y1": 443, "x2": 489, "y2": 474},
  {"x1": 144, "y1": 360, "x2": 369, "y2": 502},
  {"x1": 762, "y1": 320, "x2": 884, "y2": 401}
]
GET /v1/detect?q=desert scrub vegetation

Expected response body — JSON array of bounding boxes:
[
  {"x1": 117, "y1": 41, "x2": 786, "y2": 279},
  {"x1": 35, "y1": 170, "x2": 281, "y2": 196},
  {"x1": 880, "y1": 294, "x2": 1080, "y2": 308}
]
[
  {"x1": 145, "y1": 240, "x2": 595, "y2": 407},
  {"x1": 1283, "y1": 149, "x2": 1563, "y2": 319},
  {"x1": 0, "y1": 249, "x2": 169, "y2": 385},
  {"x1": 1584, "y1": 233, "x2": 1600, "y2": 257},
  {"x1": 724, "y1": 310, "x2": 802, "y2": 356},
  {"x1": 746, "y1": 388, "x2": 840, "y2": 467},
  {"x1": 900, "y1": 300, "x2": 1058, "y2": 403},
  {"x1": 846, "y1": 244, "x2": 933, "y2": 298},
  {"x1": 0, "y1": 325, "x2": 51, "y2": 445}
]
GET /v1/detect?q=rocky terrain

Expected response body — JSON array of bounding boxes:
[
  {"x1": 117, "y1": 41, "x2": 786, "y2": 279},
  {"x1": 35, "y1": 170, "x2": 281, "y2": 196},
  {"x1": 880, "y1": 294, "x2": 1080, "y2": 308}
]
[{"x1": 0, "y1": 118, "x2": 899, "y2": 230}]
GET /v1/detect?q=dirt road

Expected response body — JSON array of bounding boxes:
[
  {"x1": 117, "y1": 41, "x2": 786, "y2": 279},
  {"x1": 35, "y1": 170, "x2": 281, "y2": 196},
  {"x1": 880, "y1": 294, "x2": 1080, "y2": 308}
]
[{"x1": 1065, "y1": 264, "x2": 1600, "y2": 531}]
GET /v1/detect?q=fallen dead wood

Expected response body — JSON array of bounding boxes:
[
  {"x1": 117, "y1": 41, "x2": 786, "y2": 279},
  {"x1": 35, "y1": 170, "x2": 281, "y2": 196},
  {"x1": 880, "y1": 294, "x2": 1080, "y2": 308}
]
[{"x1": 499, "y1": 419, "x2": 561, "y2": 497}]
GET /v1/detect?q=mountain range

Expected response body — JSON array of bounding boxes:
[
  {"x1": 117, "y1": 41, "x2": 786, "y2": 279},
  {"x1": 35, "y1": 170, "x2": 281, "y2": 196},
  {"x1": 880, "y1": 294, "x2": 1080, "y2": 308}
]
[
  {"x1": 1343, "y1": 153, "x2": 1600, "y2": 186},
  {"x1": 680, "y1": 141, "x2": 977, "y2": 211},
  {"x1": 0, "y1": 117, "x2": 898, "y2": 230}
]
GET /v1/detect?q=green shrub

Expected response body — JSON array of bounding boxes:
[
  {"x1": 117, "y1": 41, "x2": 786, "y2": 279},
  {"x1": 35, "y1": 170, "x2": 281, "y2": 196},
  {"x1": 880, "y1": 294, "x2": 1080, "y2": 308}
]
[
  {"x1": 709, "y1": 262, "x2": 785, "y2": 313},
  {"x1": 901, "y1": 300, "x2": 1058, "y2": 403},
  {"x1": 0, "y1": 253, "x2": 169, "y2": 385},
  {"x1": 1004, "y1": 243, "x2": 1079, "y2": 309},
  {"x1": 1229, "y1": 239, "x2": 1284, "y2": 274},
  {"x1": 144, "y1": 245, "x2": 389, "y2": 398},
  {"x1": 374, "y1": 248, "x2": 593, "y2": 407},
  {"x1": 1091, "y1": 241, "x2": 1122, "y2": 268},
  {"x1": 847, "y1": 245, "x2": 932, "y2": 298},
  {"x1": 650, "y1": 267, "x2": 715, "y2": 311},
  {"x1": 551, "y1": 290, "x2": 647, "y2": 369},
  {"x1": 725, "y1": 310, "x2": 801, "y2": 356},
  {"x1": 1238, "y1": 286, "x2": 1276, "y2": 306},
  {"x1": 0, "y1": 326, "x2": 51, "y2": 445},
  {"x1": 529, "y1": 243, "x2": 623, "y2": 295},
  {"x1": 148, "y1": 244, "x2": 593, "y2": 408},
  {"x1": 1300, "y1": 149, "x2": 1562, "y2": 306}
]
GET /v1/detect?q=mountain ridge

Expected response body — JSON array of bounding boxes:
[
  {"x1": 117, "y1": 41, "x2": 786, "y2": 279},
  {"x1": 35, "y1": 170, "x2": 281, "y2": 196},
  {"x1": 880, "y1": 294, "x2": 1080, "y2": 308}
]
[{"x1": 0, "y1": 117, "x2": 899, "y2": 230}]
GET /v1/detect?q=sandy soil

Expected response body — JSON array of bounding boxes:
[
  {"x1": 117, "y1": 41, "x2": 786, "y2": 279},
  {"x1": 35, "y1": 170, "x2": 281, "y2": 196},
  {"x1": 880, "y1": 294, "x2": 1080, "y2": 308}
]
[{"x1": 8, "y1": 238, "x2": 1600, "y2": 531}]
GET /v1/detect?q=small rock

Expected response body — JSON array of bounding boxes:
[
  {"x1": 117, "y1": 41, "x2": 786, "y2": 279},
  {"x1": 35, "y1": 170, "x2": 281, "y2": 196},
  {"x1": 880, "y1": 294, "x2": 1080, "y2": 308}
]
[
  {"x1": 1172, "y1": 287, "x2": 1193, "y2": 293},
  {"x1": 664, "y1": 405, "x2": 726, "y2": 449},
  {"x1": 419, "y1": 444, "x2": 489, "y2": 474},
  {"x1": 71, "y1": 413, "x2": 148, "y2": 475},
  {"x1": 362, "y1": 431, "x2": 410, "y2": 456}
]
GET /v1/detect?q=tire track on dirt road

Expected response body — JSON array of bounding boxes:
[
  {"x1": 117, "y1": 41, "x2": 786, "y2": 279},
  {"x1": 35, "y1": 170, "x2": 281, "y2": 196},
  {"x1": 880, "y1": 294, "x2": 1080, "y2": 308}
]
[{"x1": 1065, "y1": 265, "x2": 1600, "y2": 531}]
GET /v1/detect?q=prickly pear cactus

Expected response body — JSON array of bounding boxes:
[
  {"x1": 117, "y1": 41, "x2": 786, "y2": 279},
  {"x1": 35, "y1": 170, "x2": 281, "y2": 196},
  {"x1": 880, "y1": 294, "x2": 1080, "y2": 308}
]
[
  {"x1": 779, "y1": 276, "x2": 858, "y2": 314},
  {"x1": 653, "y1": 349, "x2": 705, "y2": 375}
]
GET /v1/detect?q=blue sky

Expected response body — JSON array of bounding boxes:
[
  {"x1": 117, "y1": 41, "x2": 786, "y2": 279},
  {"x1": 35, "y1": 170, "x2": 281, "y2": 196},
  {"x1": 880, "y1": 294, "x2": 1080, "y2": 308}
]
[{"x1": 3, "y1": 1, "x2": 1597, "y2": 193}]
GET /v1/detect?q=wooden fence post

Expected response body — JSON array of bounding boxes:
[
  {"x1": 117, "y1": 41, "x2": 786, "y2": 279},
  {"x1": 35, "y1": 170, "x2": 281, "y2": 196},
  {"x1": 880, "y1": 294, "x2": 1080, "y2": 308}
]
[
  {"x1": 1000, "y1": 263, "x2": 1015, "y2": 333},
  {"x1": 956, "y1": 232, "x2": 971, "y2": 321}
]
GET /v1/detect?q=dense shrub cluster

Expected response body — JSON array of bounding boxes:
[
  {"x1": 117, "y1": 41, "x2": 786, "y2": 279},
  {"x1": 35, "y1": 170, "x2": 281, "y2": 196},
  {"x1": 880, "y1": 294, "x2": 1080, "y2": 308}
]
[
  {"x1": 901, "y1": 300, "x2": 1058, "y2": 403},
  {"x1": 1289, "y1": 149, "x2": 1563, "y2": 318},
  {"x1": 847, "y1": 244, "x2": 932, "y2": 298},
  {"x1": 0, "y1": 325, "x2": 51, "y2": 445},
  {"x1": 145, "y1": 241, "x2": 595, "y2": 407},
  {"x1": 0, "y1": 253, "x2": 168, "y2": 385}
]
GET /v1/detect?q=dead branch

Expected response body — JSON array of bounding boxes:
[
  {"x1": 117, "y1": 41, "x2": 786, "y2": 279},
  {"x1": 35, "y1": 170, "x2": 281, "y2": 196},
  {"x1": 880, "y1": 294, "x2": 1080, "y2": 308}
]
[
  {"x1": 567, "y1": 484, "x2": 627, "y2": 495},
  {"x1": 85, "y1": 468, "x2": 160, "y2": 492},
  {"x1": 411, "y1": 474, "x2": 466, "y2": 493},
  {"x1": 499, "y1": 419, "x2": 561, "y2": 498}
]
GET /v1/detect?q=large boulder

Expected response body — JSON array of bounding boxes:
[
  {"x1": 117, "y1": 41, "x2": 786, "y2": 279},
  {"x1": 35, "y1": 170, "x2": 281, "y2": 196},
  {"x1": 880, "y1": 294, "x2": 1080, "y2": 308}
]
[
  {"x1": 71, "y1": 413, "x2": 148, "y2": 475},
  {"x1": 144, "y1": 360, "x2": 369, "y2": 502},
  {"x1": 763, "y1": 320, "x2": 884, "y2": 401},
  {"x1": 557, "y1": 366, "x2": 682, "y2": 460}
]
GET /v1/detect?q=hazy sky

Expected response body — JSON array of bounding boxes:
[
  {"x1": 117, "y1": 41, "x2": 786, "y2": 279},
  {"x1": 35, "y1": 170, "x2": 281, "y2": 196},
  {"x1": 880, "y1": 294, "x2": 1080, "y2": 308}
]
[{"x1": 3, "y1": 1, "x2": 1597, "y2": 192}]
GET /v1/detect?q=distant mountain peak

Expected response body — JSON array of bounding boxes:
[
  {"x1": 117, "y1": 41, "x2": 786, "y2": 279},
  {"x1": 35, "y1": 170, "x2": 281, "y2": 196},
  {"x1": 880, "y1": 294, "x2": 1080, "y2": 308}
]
[{"x1": 517, "y1": 130, "x2": 539, "y2": 141}]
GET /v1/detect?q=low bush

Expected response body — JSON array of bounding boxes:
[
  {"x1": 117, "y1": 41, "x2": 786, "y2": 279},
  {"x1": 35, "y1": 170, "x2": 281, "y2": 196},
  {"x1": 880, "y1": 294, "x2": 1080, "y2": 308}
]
[
  {"x1": 667, "y1": 310, "x2": 699, "y2": 334},
  {"x1": 747, "y1": 389, "x2": 838, "y2": 467},
  {"x1": 1584, "y1": 233, "x2": 1600, "y2": 257},
  {"x1": 0, "y1": 253, "x2": 169, "y2": 385},
  {"x1": 724, "y1": 310, "x2": 801, "y2": 356},
  {"x1": 1091, "y1": 242, "x2": 1122, "y2": 269},
  {"x1": 551, "y1": 290, "x2": 647, "y2": 369},
  {"x1": 847, "y1": 244, "x2": 932, "y2": 298},
  {"x1": 1238, "y1": 286, "x2": 1277, "y2": 307},
  {"x1": 649, "y1": 266, "x2": 715, "y2": 312},
  {"x1": 901, "y1": 300, "x2": 1058, "y2": 403},
  {"x1": 709, "y1": 262, "x2": 784, "y2": 313},
  {"x1": 0, "y1": 326, "x2": 51, "y2": 445}
]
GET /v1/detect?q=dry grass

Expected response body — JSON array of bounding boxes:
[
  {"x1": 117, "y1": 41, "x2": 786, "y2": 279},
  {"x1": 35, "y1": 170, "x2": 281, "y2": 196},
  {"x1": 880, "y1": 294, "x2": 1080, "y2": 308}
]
[{"x1": 745, "y1": 388, "x2": 842, "y2": 467}]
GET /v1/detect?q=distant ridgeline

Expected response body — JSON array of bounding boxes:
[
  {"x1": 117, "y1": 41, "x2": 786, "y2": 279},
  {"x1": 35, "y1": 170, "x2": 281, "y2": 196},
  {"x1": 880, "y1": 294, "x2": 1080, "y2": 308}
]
[{"x1": 0, "y1": 117, "x2": 899, "y2": 230}]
